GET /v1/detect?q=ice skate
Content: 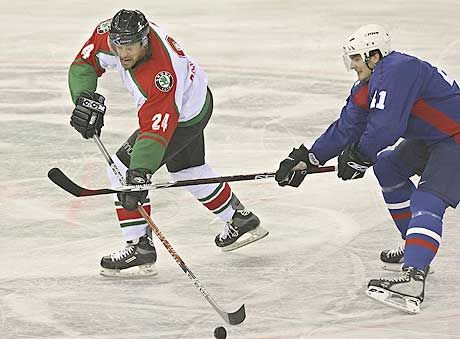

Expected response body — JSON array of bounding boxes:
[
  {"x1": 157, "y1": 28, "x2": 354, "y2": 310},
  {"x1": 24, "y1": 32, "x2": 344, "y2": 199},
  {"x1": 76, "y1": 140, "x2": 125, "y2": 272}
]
[
  {"x1": 366, "y1": 266, "x2": 427, "y2": 314},
  {"x1": 215, "y1": 209, "x2": 268, "y2": 251},
  {"x1": 214, "y1": 195, "x2": 268, "y2": 251},
  {"x1": 381, "y1": 242, "x2": 433, "y2": 274},
  {"x1": 380, "y1": 241, "x2": 405, "y2": 271},
  {"x1": 100, "y1": 234, "x2": 158, "y2": 277}
]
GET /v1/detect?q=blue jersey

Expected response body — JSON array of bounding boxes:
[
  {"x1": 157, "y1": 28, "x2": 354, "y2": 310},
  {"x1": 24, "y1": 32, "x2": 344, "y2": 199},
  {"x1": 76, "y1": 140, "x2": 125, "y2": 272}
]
[{"x1": 310, "y1": 51, "x2": 460, "y2": 163}]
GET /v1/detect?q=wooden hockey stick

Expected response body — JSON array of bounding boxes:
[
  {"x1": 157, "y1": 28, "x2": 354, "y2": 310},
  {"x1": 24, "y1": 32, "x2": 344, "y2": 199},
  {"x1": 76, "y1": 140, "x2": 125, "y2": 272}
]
[{"x1": 92, "y1": 135, "x2": 246, "y2": 325}]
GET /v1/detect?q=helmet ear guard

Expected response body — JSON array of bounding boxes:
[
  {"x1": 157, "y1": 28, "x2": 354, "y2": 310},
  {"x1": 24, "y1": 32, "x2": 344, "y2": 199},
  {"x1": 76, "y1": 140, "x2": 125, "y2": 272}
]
[{"x1": 342, "y1": 24, "x2": 392, "y2": 71}]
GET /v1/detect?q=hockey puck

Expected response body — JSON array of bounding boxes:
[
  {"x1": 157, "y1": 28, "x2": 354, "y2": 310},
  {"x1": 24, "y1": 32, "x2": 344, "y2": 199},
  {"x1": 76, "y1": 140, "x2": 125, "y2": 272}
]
[{"x1": 214, "y1": 326, "x2": 227, "y2": 339}]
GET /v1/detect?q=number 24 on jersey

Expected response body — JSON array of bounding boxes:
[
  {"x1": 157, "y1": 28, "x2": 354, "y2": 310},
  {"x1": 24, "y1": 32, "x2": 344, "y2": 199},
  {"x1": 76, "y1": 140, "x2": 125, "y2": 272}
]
[{"x1": 151, "y1": 113, "x2": 170, "y2": 132}]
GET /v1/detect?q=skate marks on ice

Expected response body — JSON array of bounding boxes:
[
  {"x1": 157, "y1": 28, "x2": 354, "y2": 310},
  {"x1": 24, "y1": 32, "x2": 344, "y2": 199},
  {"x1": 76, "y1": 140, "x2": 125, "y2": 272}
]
[
  {"x1": 204, "y1": 199, "x2": 366, "y2": 338},
  {"x1": 207, "y1": 65, "x2": 349, "y2": 138},
  {"x1": 1, "y1": 291, "x2": 80, "y2": 338},
  {"x1": 0, "y1": 63, "x2": 67, "y2": 114},
  {"x1": 0, "y1": 275, "x2": 192, "y2": 339}
]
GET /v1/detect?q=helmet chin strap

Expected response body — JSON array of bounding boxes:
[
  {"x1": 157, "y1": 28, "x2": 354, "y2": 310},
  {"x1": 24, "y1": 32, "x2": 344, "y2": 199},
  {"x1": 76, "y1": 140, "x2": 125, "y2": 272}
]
[
  {"x1": 365, "y1": 61, "x2": 374, "y2": 72},
  {"x1": 365, "y1": 53, "x2": 381, "y2": 72}
]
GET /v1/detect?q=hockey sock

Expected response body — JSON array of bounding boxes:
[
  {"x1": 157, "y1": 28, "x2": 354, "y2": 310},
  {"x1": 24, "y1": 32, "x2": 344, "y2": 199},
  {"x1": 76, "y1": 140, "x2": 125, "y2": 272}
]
[
  {"x1": 382, "y1": 181, "x2": 415, "y2": 237},
  {"x1": 170, "y1": 164, "x2": 235, "y2": 222},
  {"x1": 373, "y1": 150, "x2": 417, "y2": 238},
  {"x1": 404, "y1": 190, "x2": 448, "y2": 270},
  {"x1": 107, "y1": 155, "x2": 150, "y2": 241}
]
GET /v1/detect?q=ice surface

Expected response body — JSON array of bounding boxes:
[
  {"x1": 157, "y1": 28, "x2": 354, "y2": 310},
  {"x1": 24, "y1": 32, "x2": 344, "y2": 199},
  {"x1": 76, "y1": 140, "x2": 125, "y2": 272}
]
[{"x1": 1, "y1": 0, "x2": 460, "y2": 338}]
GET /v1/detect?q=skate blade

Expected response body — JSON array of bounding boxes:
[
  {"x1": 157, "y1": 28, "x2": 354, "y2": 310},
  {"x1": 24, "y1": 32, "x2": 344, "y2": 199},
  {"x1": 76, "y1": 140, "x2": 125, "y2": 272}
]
[
  {"x1": 365, "y1": 286, "x2": 421, "y2": 314},
  {"x1": 382, "y1": 263, "x2": 434, "y2": 274},
  {"x1": 221, "y1": 227, "x2": 269, "y2": 252},
  {"x1": 100, "y1": 263, "x2": 158, "y2": 277}
]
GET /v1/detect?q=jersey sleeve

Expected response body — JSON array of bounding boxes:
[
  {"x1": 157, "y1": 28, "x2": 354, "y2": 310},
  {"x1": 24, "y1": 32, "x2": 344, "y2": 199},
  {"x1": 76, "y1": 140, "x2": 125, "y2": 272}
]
[
  {"x1": 129, "y1": 72, "x2": 180, "y2": 173},
  {"x1": 310, "y1": 88, "x2": 368, "y2": 165},
  {"x1": 68, "y1": 20, "x2": 112, "y2": 104},
  {"x1": 358, "y1": 59, "x2": 423, "y2": 162}
]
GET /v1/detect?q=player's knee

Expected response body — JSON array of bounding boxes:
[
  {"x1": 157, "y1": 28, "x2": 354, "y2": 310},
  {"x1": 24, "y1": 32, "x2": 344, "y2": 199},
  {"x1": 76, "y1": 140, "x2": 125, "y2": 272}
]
[
  {"x1": 170, "y1": 164, "x2": 209, "y2": 181},
  {"x1": 373, "y1": 150, "x2": 397, "y2": 182},
  {"x1": 410, "y1": 190, "x2": 448, "y2": 218},
  {"x1": 115, "y1": 130, "x2": 139, "y2": 167}
]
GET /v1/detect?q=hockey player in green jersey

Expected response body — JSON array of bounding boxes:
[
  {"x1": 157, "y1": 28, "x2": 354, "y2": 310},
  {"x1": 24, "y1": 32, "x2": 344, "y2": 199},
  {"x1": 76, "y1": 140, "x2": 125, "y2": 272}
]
[{"x1": 68, "y1": 9, "x2": 268, "y2": 276}]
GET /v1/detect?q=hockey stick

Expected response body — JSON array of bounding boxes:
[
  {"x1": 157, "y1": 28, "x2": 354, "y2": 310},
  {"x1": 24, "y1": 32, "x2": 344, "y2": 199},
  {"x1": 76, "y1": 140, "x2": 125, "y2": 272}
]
[
  {"x1": 47, "y1": 165, "x2": 336, "y2": 198},
  {"x1": 92, "y1": 134, "x2": 246, "y2": 325}
]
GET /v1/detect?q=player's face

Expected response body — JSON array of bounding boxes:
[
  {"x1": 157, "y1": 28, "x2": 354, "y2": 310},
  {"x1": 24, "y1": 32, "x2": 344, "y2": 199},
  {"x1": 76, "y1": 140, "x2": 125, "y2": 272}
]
[
  {"x1": 349, "y1": 55, "x2": 373, "y2": 81},
  {"x1": 112, "y1": 42, "x2": 147, "y2": 69}
]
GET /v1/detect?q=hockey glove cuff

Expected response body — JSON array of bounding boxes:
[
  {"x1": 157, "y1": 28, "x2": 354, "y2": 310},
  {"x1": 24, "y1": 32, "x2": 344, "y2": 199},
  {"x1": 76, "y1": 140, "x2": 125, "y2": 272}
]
[
  {"x1": 337, "y1": 143, "x2": 373, "y2": 180},
  {"x1": 118, "y1": 168, "x2": 151, "y2": 211}
]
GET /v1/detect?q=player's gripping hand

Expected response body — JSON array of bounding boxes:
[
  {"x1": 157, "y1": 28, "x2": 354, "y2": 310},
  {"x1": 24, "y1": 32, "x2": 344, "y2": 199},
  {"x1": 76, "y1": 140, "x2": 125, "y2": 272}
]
[
  {"x1": 337, "y1": 143, "x2": 373, "y2": 180},
  {"x1": 70, "y1": 91, "x2": 106, "y2": 139},
  {"x1": 118, "y1": 169, "x2": 151, "y2": 211},
  {"x1": 275, "y1": 144, "x2": 319, "y2": 187}
]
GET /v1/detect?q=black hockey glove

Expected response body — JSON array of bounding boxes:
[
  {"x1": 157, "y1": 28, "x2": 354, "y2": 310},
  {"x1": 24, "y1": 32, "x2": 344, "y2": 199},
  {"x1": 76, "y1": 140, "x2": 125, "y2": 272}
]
[
  {"x1": 337, "y1": 143, "x2": 373, "y2": 180},
  {"x1": 275, "y1": 144, "x2": 319, "y2": 187},
  {"x1": 117, "y1": 169, "x2": 151, "y2": 211},
  {"x1": 70, "y1": 91, "x2": 106, "y2": 139}
]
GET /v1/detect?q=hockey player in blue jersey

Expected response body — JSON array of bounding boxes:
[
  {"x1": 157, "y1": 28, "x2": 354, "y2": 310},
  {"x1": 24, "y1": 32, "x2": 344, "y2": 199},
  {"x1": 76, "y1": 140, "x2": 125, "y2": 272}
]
[{"x1": 275, "y1": 24, "x2": 460, "y2": 313}]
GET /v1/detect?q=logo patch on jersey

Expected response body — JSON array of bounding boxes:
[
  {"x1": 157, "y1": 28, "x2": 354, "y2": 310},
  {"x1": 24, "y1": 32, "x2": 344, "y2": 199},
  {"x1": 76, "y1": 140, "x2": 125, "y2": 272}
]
[
  {"x1": 97, "y1": 19, "x2": 111, "y2": 34},
  {"x1": 155, "y1": 71, "x2": 174, "y2": 92}
]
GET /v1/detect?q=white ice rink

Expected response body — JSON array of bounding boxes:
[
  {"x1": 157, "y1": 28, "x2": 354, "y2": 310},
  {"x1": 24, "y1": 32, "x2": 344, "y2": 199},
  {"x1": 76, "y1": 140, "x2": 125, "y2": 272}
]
[{"x1": 2, "y1": 0, "x2": 460, "y2": 338}]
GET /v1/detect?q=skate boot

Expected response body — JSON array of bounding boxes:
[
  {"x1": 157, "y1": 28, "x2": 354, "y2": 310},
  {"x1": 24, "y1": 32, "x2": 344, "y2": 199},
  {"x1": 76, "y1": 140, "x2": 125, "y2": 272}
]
[
  {"x1": 381, "y1": 241, "x2": 433, "y2": 274},
  {"x1": 214, "y1": 195, "x2": 268, "y2": 252},
  {"x1": 100, "y1": 234, "x2": 158, "y2": 277},
  {"x1": 380, "y1": 241, "x2": 405, "y2": 271},
  {"x1": 366, "y1": 266, "x2": 427, "y2": 314}
]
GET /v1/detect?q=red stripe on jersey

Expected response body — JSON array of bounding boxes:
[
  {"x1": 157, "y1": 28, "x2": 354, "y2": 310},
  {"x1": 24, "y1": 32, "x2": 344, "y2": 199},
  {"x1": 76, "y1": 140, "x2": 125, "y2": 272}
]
[
  {"x1": 391, "y1": 210, "x2": 412, "y2": 221},
  {"x1": 412, "y1": 99, "x2": 460, "y2": 143},
  {"x1": 116, "y1": 205, "x2": 151, "y2": 221},
  {"x1": 204, "y1": 183, "x2": 231, "y2": 211},
  {"x1": 352, "y1": 84, "x2": 370, "y2": 111},
  {"x1": 72, "y1": 60, "x2": 88, "y2": 66},
  {"x1": 406, "y1": 237, "x2": 438, "y2": 253},
  {"x1": 134, "y1": 30, "x2": 180, "y2": 144},
  {"x1": 137, "y1": 133, "x2": 167, "y2": 147}
]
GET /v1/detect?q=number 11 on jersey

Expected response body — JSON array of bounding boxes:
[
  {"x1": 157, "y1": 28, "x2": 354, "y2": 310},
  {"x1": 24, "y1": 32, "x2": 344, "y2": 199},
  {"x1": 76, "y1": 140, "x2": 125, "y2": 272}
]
[{"x1": 370, "y1": 90, "x2": 387, "y2": 110}]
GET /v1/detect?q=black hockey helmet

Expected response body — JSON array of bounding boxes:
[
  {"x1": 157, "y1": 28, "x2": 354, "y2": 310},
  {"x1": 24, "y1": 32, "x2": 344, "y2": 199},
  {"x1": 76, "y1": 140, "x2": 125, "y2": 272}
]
[{"x1": 109, "y1": 9, "x2": 149, "y2": 46}]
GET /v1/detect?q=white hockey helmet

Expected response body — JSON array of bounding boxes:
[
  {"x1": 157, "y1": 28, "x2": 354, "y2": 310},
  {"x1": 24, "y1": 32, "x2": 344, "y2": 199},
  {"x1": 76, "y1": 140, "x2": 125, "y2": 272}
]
[{"x1": 342, "y1": 24, "x2": 392, "y2": 71}]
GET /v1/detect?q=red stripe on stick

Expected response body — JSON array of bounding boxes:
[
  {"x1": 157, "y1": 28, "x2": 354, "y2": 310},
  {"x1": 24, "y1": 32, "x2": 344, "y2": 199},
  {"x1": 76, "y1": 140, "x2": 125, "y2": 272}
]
[
  {"x1": 406, "y1": 237, "x2": 438, "y2": 253},
  {"x1": 204, "y1": 183, "x2": 231, "y2": 211}
]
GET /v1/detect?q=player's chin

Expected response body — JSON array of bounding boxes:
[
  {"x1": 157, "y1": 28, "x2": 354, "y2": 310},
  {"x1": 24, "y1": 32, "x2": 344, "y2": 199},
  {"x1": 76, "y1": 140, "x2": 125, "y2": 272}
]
[
  {"x1": 357, "y1": 72, "x2": 369, "y2": 82},
  {"x1": 121, "y1": 60, "x2": 134, "y2": 69}
]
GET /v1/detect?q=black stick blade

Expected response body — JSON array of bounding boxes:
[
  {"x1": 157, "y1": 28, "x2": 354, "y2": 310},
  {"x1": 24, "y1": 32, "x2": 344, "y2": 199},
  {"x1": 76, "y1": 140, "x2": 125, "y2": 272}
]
[
  {"x1": 227, "y1": 304, "x2": 246, "y2": 325},
  {"x1": 47, "y1": 168, "x2": 115, "y2": 197}
]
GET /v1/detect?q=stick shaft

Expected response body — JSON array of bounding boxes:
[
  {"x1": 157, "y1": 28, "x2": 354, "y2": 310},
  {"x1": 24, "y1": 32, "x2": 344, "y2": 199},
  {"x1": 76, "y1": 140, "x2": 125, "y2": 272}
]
[
  {"x1": 92, "y1": 135, "x2": 245, "y2": 325},
  {"x1": 47, "y1": 165, "x2": 336, "y2": 198}
]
